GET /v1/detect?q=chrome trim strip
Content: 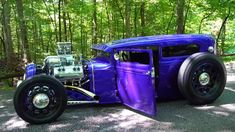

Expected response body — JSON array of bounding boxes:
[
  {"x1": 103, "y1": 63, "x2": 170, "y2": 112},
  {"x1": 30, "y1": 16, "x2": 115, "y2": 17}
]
[
  {"x1": 90, "y1": 61, "x2": 96, "y2": 93},
  {"x1": 67, "y1": 100, "x2": 99, "y2": 105}
]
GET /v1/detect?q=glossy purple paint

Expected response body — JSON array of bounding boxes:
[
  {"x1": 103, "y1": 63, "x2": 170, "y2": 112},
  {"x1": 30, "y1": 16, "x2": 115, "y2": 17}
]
[
  {"x1": 25, "y1": 63, "x2": 36, "y2": 79},
  {"x1": 90, "y1": 34, "x2": 215, "y2": 115},
  {"x1": 157, "y1": 56, "x2": 186, "y2": 99},
  {"x1": 92, "y1": 34, "x2": 214, "y2": 52},
  {"x1": 115, "y1": 49, "x2": 156, "y2": 115},
  {"x1": 87, "y1": 58, "x2": 121, "y2": 104},
  {"x1": 24, "y1": 34, "x2": 216, "y2": 116}
]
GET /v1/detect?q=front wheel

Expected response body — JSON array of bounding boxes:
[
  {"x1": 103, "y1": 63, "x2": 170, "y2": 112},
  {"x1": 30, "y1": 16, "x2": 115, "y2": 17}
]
[
  {"x1": 178, "y1": 53, "x2": 226, "y2": 105},
  {"x1": 14, "y1": 75, "x2": 67, "y2": 124}
]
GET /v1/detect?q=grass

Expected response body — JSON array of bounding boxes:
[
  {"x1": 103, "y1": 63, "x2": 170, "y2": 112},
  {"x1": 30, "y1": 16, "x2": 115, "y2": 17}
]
[
  {"x1": 0, "y1": 85, "x2": 14, "y2": 91},
  {"x1": 222, "y1": 56, "x2": 235, "y2": 62}
]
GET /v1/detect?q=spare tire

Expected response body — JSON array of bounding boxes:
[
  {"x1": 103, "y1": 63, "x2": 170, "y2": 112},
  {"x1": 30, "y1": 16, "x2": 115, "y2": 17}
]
[
  {"x1": 14, "y1": 75, "x2": 67, "y2": 124},
  {"x1": 178, "y1": 53, "x2": 226, "y2": 105}
]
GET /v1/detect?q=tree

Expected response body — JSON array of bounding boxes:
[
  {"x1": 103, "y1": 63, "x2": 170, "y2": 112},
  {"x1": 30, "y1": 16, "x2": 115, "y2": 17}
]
[
  {"x1": 176, "y1": 0, "x2": 185, "y2": 34},
  {"x1": 58, "y1": 0, "x2": 62, "y2": 42},
  {"x1": 16, "y1": 0, "x2": 31, "y2": 62},
  {"x1": 2, "y1": 0, "x2": 14, "y2": 67},
  {"x1": 216, "y1": 5, "x2": 231, "y2": 55},
  {"x1": 125, "y1": 0, "x2": 131, "y2": 38},
  {"x1": 140, "y1": 1, "x2": 146, "y2": 36},
  {"x1": 92, "y1": 0, "x2": 98, "y2": 44}
]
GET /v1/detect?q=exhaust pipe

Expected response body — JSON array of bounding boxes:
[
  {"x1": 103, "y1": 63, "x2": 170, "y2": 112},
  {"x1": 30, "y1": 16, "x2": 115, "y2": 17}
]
[{"x1": 64, "y1": 85, "x2": 99, "y2": 100}]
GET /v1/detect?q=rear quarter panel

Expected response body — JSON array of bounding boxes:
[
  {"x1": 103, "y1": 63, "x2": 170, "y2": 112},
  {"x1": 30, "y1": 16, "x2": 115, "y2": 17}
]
[{"x1": 157, "y1": 41, "x2": 214, "y2": 100}]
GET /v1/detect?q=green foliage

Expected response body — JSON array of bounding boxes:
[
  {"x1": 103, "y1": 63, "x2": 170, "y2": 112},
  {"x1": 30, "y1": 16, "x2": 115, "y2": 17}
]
[
  {"x1": 0, "y1": 78, "x2": 14, "y2": 89},
  {"x1": 222, "y1": 56, "x2": 235, "y2": 62},
  {"x1": 0, "y1": 0, "x2": 235, "y2": 64},
  {"x1": 0, "y1": 85, "x2": 14, "y2": 91}
]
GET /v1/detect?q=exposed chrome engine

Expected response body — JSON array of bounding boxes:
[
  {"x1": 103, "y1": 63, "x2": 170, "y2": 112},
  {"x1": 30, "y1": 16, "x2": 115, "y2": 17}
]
[{"x1": 42, "y1": 42, "x2": 85, "y2": 85}]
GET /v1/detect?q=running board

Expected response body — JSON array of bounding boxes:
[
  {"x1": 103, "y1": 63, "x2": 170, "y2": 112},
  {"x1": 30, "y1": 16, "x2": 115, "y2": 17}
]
[{"x1": 67, "y1": 100, "x2": 99, "y2": 105}]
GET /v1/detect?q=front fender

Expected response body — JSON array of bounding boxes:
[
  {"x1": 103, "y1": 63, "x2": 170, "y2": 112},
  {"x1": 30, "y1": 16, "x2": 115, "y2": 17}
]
[{"x1": 25, "y1": 63, "x2": 36, "y2": 79}]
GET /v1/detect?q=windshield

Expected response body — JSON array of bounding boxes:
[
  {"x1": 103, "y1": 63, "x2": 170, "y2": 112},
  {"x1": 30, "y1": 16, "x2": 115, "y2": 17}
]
[{"x1": 92, "y1": 50, "x2": 110, "y2": 61}]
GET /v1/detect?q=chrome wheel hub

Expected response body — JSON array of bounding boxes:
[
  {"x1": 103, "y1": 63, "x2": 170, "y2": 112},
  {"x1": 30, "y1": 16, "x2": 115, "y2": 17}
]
[
  {"x1": 32, "y1": 93, "x2": 50, "y2": 109},
  {"x1": 199, "y1": 72, "x2": 210, "y2": 86}
]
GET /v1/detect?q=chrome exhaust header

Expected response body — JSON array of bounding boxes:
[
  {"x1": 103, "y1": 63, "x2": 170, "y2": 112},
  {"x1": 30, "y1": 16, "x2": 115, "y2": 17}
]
[{"x1": 64, "y1": 85, "x2": 99, "y2": 100}]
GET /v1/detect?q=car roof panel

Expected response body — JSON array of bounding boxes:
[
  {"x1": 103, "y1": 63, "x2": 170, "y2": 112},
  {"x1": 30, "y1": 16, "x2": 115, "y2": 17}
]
[{"x1": 92, "y1": 34, "x2": 215, "y2": 52}]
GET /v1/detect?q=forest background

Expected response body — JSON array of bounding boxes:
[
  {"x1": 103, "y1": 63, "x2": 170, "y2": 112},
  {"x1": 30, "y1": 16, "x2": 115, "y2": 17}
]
[{"x1": 0, "y1": 0, "x2": 235, "y2": 80}]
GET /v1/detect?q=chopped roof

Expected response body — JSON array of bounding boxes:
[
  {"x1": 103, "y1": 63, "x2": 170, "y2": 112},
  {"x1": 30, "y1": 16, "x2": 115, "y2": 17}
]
[{"x1": 92, "y1": 34, "x2": 215, "y2": 52}]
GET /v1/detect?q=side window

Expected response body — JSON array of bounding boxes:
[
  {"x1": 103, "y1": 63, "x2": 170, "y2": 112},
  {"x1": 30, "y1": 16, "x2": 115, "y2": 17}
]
[
  {"x1": 118, "y1": 51, "x2": 150, "y2": 64},
  {"x1": 162, "y1": 44, "x2": 199, "y2": 57}
]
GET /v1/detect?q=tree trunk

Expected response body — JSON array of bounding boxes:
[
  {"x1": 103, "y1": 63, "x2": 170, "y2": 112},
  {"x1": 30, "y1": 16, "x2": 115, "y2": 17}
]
[
  {"x1": 80, "y1": 0, "x2": 84, "y2": 55},
  {"x1": 92, "y1": 0, "x2": 98, "y2": 44},
  {"x1": 115, "y1": 0, "x2": 125, "y2": 38},
  {"x1": 100, "y1": 8, "x2": 103, "y2": 43},
  {"x1": 198, "y1": 13, "x2": 212, "y2": 33},
  {"x1": 63, "y1": 0, "x2": 67, "y2": 41},
  {"x1": 125, "y1": 0, "x2": 131, "y2": 38},
  {"x1": 44, "y1": 1, "x2": 58, "y2": 42},
  {"x1": 13, "y1": 6, "x2": 22, "y2": 59},
  {"x1": 63, "y1": 12, "x2": 67, "y2": 41},
  {"x1": 0, "y1": 36, "x2": 5, "y2": 59},
  {"x1": 134, "y1": 3, "x2": 138, "y2": 37},
  {"x1": 68, "y1": 13, "x2": 73, "y2": 43},
  {"x1": 166, "y1": 6, "x2": 175, "y2": 34},
  {"x1": 183, "y1": 0, "x2": 191, "y2": 33},
  {"x1": 2, "y1": 0, "x2": 14, "y2": 67},
  {"x1": 176, "y1": 0, "x2": 185, "y2": 34},
  {"x1": 39, "y1": 24, "x2": 44, "y2": 52},
  {"x1": 221, "y1": 25, "x2": 226, "y2": 55},
  {"x1": 140, "y1": 2, "x2": 146, "y2": 36},
  {"x1": 16, "y1": 0, "x2": 31, "y2": 62},
  {"x1": 104, "y1": 0, "x2": 111, "y2": 41},
  {"x1": 216, "y1": 6, "x2": 231, "y2": 55},
  {"x1": 58, "y1": 0, "x2": 62, "y2": 42}
]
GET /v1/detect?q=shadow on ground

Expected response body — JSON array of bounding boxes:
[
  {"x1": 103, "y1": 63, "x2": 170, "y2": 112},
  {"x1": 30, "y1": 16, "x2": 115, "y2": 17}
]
[{"x1": 0, "y1": 77, "x2": 235, "y2": 131}]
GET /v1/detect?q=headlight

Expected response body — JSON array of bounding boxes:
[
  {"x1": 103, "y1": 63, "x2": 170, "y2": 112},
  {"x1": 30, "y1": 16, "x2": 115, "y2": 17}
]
[{"x1": 208, "y1": 46, "x2": 214, "y2": 53}]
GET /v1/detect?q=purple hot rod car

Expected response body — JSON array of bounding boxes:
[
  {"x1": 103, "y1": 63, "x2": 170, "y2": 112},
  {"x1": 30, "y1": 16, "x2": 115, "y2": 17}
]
[{"x1": 14, "y1": 34, "x2": 226, "y2": 124}]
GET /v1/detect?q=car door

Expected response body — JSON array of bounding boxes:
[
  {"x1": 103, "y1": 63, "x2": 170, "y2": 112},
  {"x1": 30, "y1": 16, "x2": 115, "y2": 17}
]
[{"x1": 115, "y1": 49, "x2": 156, "y2": 116}]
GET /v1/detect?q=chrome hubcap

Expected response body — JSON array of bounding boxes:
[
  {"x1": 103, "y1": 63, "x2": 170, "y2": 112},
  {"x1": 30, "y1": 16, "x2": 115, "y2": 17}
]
[
  {"x1": 32, "y1": 93, "x2": 50, "y2": 109},
  {"x1": 199, "y1": 72, "x2": 210, "y2": 86}
]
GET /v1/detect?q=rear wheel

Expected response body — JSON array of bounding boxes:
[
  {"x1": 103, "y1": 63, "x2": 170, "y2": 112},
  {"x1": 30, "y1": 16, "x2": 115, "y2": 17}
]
[
  {"x1": 178, "y1": 53, "x2": 226, "y2": 105},
  {"x1": 14, "y1": 75, "x2": 67, "y2": 124}
]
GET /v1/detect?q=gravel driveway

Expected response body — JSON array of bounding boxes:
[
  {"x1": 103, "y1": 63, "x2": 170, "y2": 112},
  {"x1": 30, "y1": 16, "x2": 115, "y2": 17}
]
[{"x1": 1, "y1": 65, "x2": 235, "y2": 132}]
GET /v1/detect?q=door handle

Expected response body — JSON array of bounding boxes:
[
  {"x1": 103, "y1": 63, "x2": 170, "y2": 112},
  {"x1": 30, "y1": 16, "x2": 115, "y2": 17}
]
[
  {"x1": 146, "y1": 67, "x2": 155, "y2": 77},
  {"x1": 146, "y1": 71, "x2": 151, "y2": 75}
]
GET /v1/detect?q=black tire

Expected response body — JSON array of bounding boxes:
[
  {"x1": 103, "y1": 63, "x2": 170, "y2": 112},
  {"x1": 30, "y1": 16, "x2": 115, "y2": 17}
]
[
  {"x1": 14, "y1": 75, "x2": 67, "y2": 124},
  {"x1": 178, "y1": 53, "x2": 226, "y2": 105}
]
